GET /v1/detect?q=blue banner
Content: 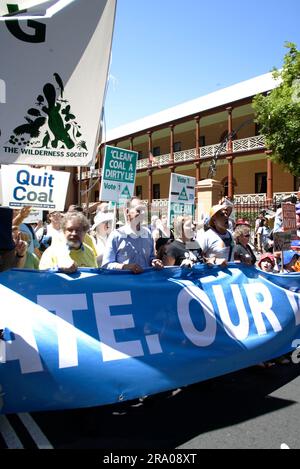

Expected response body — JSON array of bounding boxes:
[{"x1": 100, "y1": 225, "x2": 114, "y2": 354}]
[{"x1": 0, "y1": 264, "x2": 299, "y2": 414}]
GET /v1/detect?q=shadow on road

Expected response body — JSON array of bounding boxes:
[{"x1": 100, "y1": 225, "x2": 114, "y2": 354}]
[{"x1": 30, "y1": 362, "x2": 300, "y2": 449}]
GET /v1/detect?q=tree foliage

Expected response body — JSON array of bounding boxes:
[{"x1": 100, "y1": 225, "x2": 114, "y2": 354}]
[{"x1": 253, "y1": 42, "x2": 300, "y2": 177}]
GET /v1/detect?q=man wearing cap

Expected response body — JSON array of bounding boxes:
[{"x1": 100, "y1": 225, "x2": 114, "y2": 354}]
[
  {"x1": 102, "y1": 197, "x2": 163, "y2": 273},
  {"x1": 91, "y1": 211, "x2": 114, "y2": 266},
  {"x1": 196, "y1": 204, "x2": 234, "y2": 266}
]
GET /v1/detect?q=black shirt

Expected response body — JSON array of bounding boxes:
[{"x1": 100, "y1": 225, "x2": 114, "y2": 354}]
[
  {"x1": 165, "y1": 239, "x2": 203, "y2": 266},
  {"x1": 234, "y1": 243, "x2": 256, "y2": 265}
]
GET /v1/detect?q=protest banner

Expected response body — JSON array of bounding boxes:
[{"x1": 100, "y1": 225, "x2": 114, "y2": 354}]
[
  {"x1": 167, "y1": 173, "x2": 196, "y2": 226},
  {"x1": 0, "y1": 164, "x2": 70, "y2": 211},
  {"x1": 0, "y1": 264, "x2": 299, "y2": 414},
  {"x1": 0, "y1": 0, "x2": 116, "y2": 167}
]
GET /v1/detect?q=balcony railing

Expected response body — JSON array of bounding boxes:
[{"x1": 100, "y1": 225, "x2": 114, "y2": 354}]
[
  {"x1": 77, "y1": 135, "x2": 266, "y2": 179},
  {"x1": 136, "y1": 135, "x2": 265, "y2": 170}
]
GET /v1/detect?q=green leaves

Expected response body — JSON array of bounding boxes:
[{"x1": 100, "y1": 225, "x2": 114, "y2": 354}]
[{"x1": 253, "y1": 42, "x2": 300, "y2": 176}]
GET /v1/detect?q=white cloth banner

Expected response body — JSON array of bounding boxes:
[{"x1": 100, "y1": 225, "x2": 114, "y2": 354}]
[{"x1": 0, "y1": 0, "x2": 116, "y2": 167}]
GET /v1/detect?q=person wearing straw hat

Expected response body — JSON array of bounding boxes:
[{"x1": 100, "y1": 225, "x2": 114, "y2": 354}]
[
  {"x1": 91, "y1": 211, "x2": 114, "y2": 266},
  {"x1": 196, "y1": 204, "x2": 234, "y2": 266}
]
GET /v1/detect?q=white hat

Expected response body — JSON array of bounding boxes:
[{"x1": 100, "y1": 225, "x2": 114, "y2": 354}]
[{"x1": 92, "y1": 211, "x2": 114, "y2": 230}]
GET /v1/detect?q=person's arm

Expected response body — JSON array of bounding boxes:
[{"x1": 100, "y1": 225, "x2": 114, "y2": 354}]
[
  {"x1": 14, "y1": 235, "x2": 27, "y2": 268},
  {"x1": 101, "y1": 231, "x2": 123, "y2": 269},
  {"x1": 12, "y1": 206, "x2": 32, "y2": 226}
]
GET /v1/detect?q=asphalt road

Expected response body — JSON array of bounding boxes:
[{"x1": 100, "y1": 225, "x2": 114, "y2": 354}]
[{"x1": 1, "y1": 362, "x2": 299, "y2": 450}]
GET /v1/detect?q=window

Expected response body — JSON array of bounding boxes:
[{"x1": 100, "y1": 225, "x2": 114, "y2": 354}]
[
  {"x1": 199, "y1": 136, "x2": 206, "y2": 147},
  {"x1": 138, "y1": 151, "x2": 143, "y2": 160},
  {"x1": 255, "y1": 172, "x2": 267, "y2": 193},
  {"x1": 136, "y1": 185, "x2": 143, "y2": 199},
  {"x1": 94, "y1": 190, "x2": 99, "y2": 201},
  {"x1": 173, "y1": 141, "x2": 181, "y2": 152},
  {"x1": 153, "y1": 146, "x2": 160, "y2": 157},
  {"x1": 221, "y1": 177, "x2": 237, "y2": 197},
  {"x1": 255, "y1": 123, "x2": 260, "y2": 136},
  {"x1": 153, "y1": 183, "x2": 160, "y2": 199}
]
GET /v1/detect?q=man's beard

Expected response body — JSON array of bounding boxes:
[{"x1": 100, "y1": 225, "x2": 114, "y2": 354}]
[{"x1": 67, "y1": 239, "x2": 81, "y2": 250}]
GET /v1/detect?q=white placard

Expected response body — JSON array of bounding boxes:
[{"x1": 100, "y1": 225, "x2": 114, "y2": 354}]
[
  {"x1": 167, "y1": 173, "x2": 196, "y2": 226},
  {"x1": 0, "y1": 165, "x2": 70, "y2": 211}
]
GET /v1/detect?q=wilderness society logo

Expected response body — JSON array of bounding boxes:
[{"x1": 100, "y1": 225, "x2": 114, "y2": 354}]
[{"x1": 1, "y1": 73, "x2": 89, "y2": 159}]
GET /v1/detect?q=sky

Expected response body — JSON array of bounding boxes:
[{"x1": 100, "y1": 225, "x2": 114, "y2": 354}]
[{"x1": 104, "y1": 0, "x2": 300, "y2": 131}]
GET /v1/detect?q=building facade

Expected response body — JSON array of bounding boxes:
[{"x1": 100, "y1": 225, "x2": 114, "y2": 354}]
[{"x1": 78, "y1": 72, "x2": 299, "y2": 213}]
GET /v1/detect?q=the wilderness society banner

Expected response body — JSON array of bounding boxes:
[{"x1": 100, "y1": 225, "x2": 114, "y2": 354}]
[{"x1": 0, "y1": 0, "x2": 116, "y2": 167}]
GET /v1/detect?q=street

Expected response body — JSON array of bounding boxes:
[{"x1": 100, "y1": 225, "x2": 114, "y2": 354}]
[{"x1": 1, "y1": 361, "x2": 299, "y2": 450}]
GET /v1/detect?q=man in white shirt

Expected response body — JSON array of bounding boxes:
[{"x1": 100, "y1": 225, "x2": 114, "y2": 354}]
[{"x1": 197, "y1": 204, "x2": 234, "y2": 266}]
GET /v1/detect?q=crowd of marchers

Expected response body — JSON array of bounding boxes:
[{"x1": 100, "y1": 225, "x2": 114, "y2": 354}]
[
  {"x1": 1, "y1": 196, "x2": 299, "y2": 366},
  {"x1": 0, "y1": 195, "x2": 299, "y2": 275}
]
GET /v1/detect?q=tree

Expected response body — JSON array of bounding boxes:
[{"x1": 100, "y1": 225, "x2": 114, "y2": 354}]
[{"x1": 253, "y1": 42, "x2": 300, "y2": 177}]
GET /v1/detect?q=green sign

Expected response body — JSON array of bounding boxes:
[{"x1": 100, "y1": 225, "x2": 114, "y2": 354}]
[{"x1": 100, "y1": 145, "x2": 138, "y2": 202}]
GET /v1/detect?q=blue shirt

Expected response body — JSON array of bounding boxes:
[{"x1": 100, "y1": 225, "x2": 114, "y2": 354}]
[{"x1": 102, "y1": 225, "x2": 155, "y2": 269}]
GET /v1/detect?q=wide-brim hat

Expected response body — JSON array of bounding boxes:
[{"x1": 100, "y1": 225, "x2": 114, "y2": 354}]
[
  {"x1": 258, "y1": 253, "x2": 275, "y2": 268},
  {"x1": 92, "y1": 211, "x2": 114, "y2": 230},
  {"x1": 236, "y1": 218, "x2": 250, "y2": 226},
  {"x1": 209, "y1": 204, "x2": 227, "y2": 221}
]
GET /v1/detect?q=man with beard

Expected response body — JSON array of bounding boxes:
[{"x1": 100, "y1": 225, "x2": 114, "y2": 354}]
[
  {"x1": 39, "y1": 212, "x2": 97, "y2": 272},
  {"x1": 197, "y1": 204, "x2": 235, "y2": 266}
]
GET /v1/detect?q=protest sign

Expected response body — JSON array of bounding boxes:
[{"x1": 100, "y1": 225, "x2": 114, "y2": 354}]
[
  {"x1": 168, "y1": 173, "x2": 196, "y2": 226},
  {"x1": 100, "y1": 145, "x2": 138, "y2": 202},
  {"x1": 0, "y1": 164, "x2": 69, "y2": 211}
]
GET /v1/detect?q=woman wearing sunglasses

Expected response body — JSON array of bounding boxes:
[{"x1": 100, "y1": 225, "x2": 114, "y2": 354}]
[{"x1": 233, "y1": 225, "x2": 256, "y2": 266}]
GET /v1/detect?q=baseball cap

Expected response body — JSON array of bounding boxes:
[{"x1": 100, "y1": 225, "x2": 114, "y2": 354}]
[
  {"x1": 291, "y1": 239, "x2": 300, "y2": 252},
  {"x1": 283, "y1": 250, "x2": 299, "y2": 266}
]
